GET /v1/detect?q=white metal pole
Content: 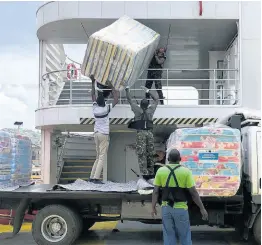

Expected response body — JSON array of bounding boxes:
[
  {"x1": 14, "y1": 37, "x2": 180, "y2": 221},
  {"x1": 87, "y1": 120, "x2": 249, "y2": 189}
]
[
  {"x1": 69, "y1": 75, "x2": 73, "y2": 104},
  {"x1": 213, "y1": 69, "x2": 216, "y2": 105},
  {"x1": 166, "y1": 69, "x2": 169, "y2": 105}
]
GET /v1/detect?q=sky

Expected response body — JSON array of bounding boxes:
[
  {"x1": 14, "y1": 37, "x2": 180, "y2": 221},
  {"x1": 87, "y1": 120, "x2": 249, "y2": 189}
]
[
  {"x1": 0, "y1": 1, "x2": 198, "y2": 130},
  {"x1": 0, "y1": 1, "x2": 42, "y2": 130}
]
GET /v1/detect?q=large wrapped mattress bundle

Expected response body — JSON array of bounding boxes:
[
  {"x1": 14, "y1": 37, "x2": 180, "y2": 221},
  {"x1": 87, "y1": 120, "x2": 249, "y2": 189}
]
[
  {"x1": 0, "y1": 131, "x2": 32, "y2": 187},
  {"x1": 166, "y1": 126, "x2": 241, "y2": 197},
  {"x1": 81, "y1": 15, "x2": 160, "y2": 90}
]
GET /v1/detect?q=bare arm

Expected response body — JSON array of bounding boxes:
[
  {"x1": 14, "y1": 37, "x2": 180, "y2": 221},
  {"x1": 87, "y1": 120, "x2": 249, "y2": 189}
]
[
  {"x1": 188, "y1": 187, "x2": 205, "y2": 210},
  {"x1": 125, "y1": 87, "x2": 140, "y2": 111},
  {"x1": 148, "y1": 90, "x2": 159, "y2": 103},
  {"x1": 152, "y1": 186, "x2": 160, "y2": 210},
  {"x1": 91, "y1": 75, "x2": 96, "y2": 102},
  {"x1": 188, "y1": 186, "x2": 208, "y2": 220}
]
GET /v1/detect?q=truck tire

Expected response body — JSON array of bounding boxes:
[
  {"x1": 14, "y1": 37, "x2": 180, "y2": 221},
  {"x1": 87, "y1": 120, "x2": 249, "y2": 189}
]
[
  {"x1": 253, "y1": 212, "x2": 261, "y2": 244},
  {"x1": 32, "y1": 205, "x2": 83, "y2": 245}
]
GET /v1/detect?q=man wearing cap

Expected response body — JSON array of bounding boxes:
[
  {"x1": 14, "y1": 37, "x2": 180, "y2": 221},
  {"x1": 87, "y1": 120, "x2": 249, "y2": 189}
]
[
  {"x1": 145, "y1": 48, "x2": 166, "y2": 105},
  {"x1": 152, "y1": 149, "x2": 208, "y2": 245}
]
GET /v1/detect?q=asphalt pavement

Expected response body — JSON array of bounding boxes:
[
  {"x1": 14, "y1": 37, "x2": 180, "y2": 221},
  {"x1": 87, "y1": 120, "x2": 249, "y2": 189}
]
[{"x1": 0, "y1": 221, "x2": 255, "y2": 245}]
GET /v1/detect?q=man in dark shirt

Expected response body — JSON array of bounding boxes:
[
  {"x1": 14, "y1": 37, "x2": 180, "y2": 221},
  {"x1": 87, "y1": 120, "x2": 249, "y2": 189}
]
[
  {"x1": 145, "y1": 48, "x2": 166, "y2": 105},
  {"x1": 125, "y1": 86, "x2": 159, "y2": 179}
]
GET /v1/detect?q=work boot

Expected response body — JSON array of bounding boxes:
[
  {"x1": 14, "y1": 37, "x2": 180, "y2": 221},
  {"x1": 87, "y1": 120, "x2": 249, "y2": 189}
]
[
  {"x1": 92, "y1": 179, "x2": 104, "y2": 184},
  {"x1": 142, "y1": 175, "x2": 155, "y2": 181}
]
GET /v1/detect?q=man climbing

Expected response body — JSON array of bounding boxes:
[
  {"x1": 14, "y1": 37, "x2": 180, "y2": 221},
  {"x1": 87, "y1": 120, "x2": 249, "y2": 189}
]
[
  {"x1": 125, "y1": 85, "x2": 159, "y2": 180},
  {"x1": 145, "y1": 48, "x2": 166, "y2": 105},
  {"x1": 90, "y1": 76, "x2": 119, "y2": 184}
]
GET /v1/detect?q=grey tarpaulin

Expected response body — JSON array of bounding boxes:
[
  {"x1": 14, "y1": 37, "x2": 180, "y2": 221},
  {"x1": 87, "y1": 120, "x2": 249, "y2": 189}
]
[{"x1": 52, "y1": 178, "x2": 154, "y2": 193}]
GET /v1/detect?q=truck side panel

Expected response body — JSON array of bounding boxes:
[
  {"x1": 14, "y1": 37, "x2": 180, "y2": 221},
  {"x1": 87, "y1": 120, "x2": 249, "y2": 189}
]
[{"x1": 242, "y1": 126, "x2": 261, "y2": 196}]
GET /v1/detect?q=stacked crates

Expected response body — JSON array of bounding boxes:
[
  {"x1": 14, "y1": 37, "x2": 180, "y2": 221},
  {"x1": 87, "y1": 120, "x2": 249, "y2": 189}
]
[{"x1": 0, "y1": 131, "x2": 32, "y2": 188}]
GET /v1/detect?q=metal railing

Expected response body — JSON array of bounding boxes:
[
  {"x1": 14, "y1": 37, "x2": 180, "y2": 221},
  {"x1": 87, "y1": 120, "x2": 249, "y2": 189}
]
[{"x1": 40, "y1": 68, "x2": 240, "y2": 107}]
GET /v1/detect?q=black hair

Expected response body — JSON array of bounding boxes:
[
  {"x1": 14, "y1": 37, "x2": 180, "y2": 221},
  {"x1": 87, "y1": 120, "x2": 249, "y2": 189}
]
[
  {"x1": 140, "y1": 98, "x2": 149, "y2": 110},
  {"x1": 167, "y1": 149, "x2": 181, "y2": 163},
  {"x1": 96, "y1": 94, "x2": 106, "y2": 107}
]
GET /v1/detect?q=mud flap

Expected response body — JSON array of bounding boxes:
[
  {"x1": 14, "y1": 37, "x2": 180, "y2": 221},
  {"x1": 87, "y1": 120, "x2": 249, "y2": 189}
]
[{"x1": 12, "y1": 198, "x2": 31, "y2": 236}]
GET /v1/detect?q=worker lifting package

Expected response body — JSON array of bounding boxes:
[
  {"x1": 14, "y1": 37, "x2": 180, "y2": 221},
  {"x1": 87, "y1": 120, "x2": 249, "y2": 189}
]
[
  {"x1": 166, "y1": 125, "x2": 241, "y2": 197},
  {"x1": 81, "y1": 15, "x2": 160, "y2": 90},
  {"x1": 0, "y1": 131, "x2": 32, "y2": 188}
]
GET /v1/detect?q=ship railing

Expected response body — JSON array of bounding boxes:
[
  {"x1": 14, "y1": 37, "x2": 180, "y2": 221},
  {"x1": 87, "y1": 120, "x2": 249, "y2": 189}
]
[{"x1": 39, "y1": 68, "x2": 240, "y2": 107}]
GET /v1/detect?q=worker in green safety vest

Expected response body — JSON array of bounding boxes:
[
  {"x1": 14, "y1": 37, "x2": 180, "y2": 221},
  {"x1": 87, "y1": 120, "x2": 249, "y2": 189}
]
[{"x1": 152, "y1": 149, "x2": 208, "y2": 245}]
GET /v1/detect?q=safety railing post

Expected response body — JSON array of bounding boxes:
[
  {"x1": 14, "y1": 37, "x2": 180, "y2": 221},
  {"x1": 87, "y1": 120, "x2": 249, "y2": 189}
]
[
  {"x1": 166, "y1": 69, "x2": 169, "y2": 105},
  {"x1": 236, "y1": 69, "x2": 239, "y2": 104},
  {"x1": 213, "y1": 69, "x2": 216, "y2": 105},
  {"x1": 79, "y1": 66, "x2": 82, "y2": 81},
  {"x1": 69, "y1": 77, "x2": 72, "y2": 104},
  {"x1": 47, "y1": 75, "x2": 51, "y2": 107}
]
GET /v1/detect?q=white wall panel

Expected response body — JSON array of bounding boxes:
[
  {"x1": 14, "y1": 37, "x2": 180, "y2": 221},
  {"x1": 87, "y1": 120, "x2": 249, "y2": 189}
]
[
  {"x1": 43, "y1": 1, "x2": 58, "y2": 25},
  {"x1": 43, "y1": 108, "x2": 60, "y2": 125},
  {"x1": 170, "y1": 2, "x2": 194, "y2": 19},
  {"x1": 240, "y1": 1, "x2": 261, "y2": 110},
  {"x1": 58, "y1": 1, "x2": 78, "y2": 19},
  {"x1": 215, "y1": 2, "x2": 239, "y2": 19},
  {"x1": 36, "y1": 7, "x2": 44, "y2": 29},
  {"x1": 241, "y1": 1, "x2": 261, "y2": 40},
  {"x1": 79, "y1": 1, "x2": 102, "y2": 18},
  {"x1": 37, "y1": 1, "x2": 241, "y2": 31},
  {"x1": 124, "y1": 1, "x2": 147, "y2": 19},
  {"x1": 241, "y1": 39, "x2": 261, "y2": 109},
  {"x1": 148, "y1": 1, "x2": 171, "y2": 19},
  {"x1": 58, "y1": 107, "x2": 79, "y2": 124},
  {"x1": 35, "y1": 106, "x2": 239, "y2": 129},
  {"x1": 101, "y1": 1, "x2": 125, "y2": 18}
]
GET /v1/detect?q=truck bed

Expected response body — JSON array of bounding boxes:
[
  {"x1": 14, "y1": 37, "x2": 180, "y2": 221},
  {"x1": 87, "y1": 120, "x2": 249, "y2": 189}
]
[{"x1": 0, "y1": 184, "x2": 243, "y2": 203}]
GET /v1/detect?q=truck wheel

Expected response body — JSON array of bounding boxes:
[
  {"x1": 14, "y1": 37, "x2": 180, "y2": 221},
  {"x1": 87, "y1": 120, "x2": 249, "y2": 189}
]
[
  {"x1": 32, "y1": 205, "x2": 83, "y2": 245},
  {"x1": 253, "y1": 212, "x2": 261, "y2": 244}
]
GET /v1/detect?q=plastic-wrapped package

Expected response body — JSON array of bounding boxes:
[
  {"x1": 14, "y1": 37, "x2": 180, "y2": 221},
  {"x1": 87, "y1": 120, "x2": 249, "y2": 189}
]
[
  {"x1": 0, "y1": 131, "x2": 32, "y2": 188},
  {"x1": 81, "y1": 15, "x2": 160, "y2": 90},
  {"x1": 0, "y1": 131, "x2": 12, "y2": 185},
  {"x1": 166, "y1": 125, "x2": 241, "y2": 197}
]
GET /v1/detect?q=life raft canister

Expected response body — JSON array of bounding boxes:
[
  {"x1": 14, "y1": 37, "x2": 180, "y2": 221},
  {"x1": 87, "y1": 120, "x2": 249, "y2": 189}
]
[{"x1": 67, "y1": 63, "x2": 78, "y2": 80}]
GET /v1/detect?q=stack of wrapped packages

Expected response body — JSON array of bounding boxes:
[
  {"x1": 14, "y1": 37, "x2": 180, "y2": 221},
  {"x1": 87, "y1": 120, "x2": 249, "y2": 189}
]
[
  {"x1": 0, "y1": 131, "x2": 32, "y2": 188},
  {"x1": 166, "y1": 125, "x2": 241, "y2": 197},
  {"x1": 81, "y1": 15, "x2": 160, "y2": 90}
]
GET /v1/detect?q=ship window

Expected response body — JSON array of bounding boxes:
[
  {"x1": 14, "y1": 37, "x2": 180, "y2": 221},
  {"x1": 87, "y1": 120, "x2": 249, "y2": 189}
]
[{"x1": 162, "y1": 86, "x2": 199, "y2": 105}]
